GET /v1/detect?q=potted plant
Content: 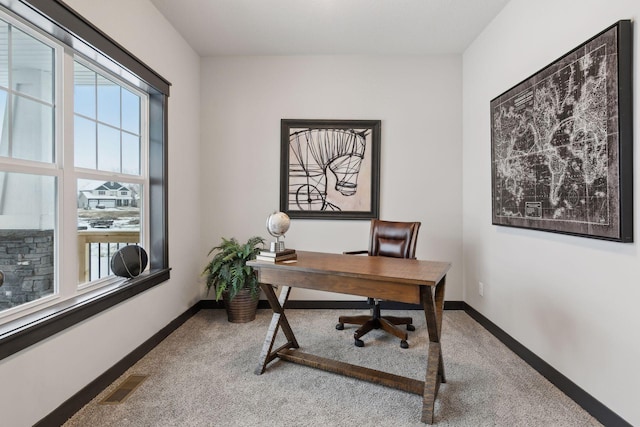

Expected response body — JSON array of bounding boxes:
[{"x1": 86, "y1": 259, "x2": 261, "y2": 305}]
[{"x1": 203, "y1": 236, "x2": 265, "y2": 323}]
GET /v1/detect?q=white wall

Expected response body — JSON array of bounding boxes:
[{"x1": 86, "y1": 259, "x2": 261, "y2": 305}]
[
  {"x1": 463, "y1": 0, "x2": 639, "y2": 425},
  {"x1": 0, "y1": 1, "x2": 202, "y2": 426},
  {"x1": 200, "y1": 55, "x2": 463, "y2": 301}
]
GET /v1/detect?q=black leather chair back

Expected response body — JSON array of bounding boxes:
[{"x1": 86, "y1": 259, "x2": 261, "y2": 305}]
[{"x1": 368, "y1": 219, "x2": 420, "y2": 259}]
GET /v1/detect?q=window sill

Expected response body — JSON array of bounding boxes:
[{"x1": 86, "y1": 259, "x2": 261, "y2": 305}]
[{"x1": 0, "y1": 268, "x2": 170, "y2": 361}]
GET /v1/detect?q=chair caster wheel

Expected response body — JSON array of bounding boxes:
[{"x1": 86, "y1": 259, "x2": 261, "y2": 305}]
[
  {"x1": 354, "y1": 338, "x2": 364, "y2": 347},
  {"x1": 407, "y1": 324, "x2": 415, "y2": 331},
  {"x1": 400, "y1": 340, "x2": 409, "y2": 349},
  {"x1": 336, "y1": 323, "x2": 344, "y2": 330}
]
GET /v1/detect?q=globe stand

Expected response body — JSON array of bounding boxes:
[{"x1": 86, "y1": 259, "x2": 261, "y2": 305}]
[
  {"x1": 261, "y1": 212, "x2": 296, "y2": 262},
  {"x1": 269, "y1": 239, "x2": 285, "y2": 253}
]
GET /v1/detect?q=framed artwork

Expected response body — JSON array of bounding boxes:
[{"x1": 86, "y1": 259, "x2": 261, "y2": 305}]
[
  {"x1": 490, "y1": 20, "x2": 633, "y2": 242},
  {"x1": 280, "y1": 119, "x2": 380, "y2": 219}
]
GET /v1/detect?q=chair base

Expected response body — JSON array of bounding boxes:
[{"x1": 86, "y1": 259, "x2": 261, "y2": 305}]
[{"x1": 336, "y1": 304, "x2": 414, "y2": 348}]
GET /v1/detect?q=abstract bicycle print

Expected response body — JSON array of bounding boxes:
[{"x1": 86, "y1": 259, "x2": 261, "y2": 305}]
[{"x1": 280, "y1": 119, "x2": 380, "y2": 219}]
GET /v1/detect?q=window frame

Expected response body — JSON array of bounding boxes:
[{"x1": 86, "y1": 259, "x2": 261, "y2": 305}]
[
  {"x1": 72, "y1": 55, "x2": 150, "y2": 288},
  {"x1": 0, "y1": 11, "x2": 64, "y2": 320},
  {"x1": 0, "y1": 0, "x2": 170, "y2": 361}
]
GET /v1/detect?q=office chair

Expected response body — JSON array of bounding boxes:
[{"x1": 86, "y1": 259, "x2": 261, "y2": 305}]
[{"x1": 336, "y1": 219, "x2": 421, "y2": 349}]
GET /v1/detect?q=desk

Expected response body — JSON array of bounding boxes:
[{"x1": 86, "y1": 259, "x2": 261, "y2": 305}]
[{"x1": 248, "y1": 251, "x2": 451, "y2": 424}]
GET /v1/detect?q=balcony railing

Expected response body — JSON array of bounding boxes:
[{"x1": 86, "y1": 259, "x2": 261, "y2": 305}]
[{"x1": 77, "y1": 230, "x2": 140, "y2": 283}]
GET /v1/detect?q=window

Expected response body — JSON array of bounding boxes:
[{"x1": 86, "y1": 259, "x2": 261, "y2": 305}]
[
  {"x1": 74, "y1": 62, "x2": 142, "y2": 175},
  {"x1": 0, "y1": 14, "x2": 150, "y2": 314},
  {"x1": 73, "y1": 61, "x2": 147, "y2": 286},
  {"x1": 0, "y1": 172, "x2": 56, "y2": 310},
  {"x1": 0, "y1": 15, "x2": 58, "y2": 313},
  {"x1": 0, "y1": 20, "x2": 54, "y2": 164},
  {"x1": 0, "y1": 1, "x2": 170, "y2": 361}
]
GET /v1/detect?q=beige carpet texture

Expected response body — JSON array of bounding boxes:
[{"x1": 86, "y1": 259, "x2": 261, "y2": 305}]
[{"x1": 64, "y1": 308, "x2": 602, "y2": 426}]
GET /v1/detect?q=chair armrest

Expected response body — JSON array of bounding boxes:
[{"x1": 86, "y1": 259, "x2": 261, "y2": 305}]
[{"x1": 343, "y1": 250, "x2": 368, "y2": 255}]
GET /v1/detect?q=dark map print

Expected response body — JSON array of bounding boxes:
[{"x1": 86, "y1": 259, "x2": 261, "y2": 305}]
[{"x1": 491, "y1": 25, "x2": 623, "y2": 239}]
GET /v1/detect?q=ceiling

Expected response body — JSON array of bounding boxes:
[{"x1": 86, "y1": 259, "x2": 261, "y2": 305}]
[{"x1": 150, "y1": 0, "x2": 510, "y2": 56}]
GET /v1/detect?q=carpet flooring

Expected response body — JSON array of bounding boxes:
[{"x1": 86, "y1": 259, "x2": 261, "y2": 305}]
[{"x1": 63, "y1": 309, "x2": 602, "y2": 426}]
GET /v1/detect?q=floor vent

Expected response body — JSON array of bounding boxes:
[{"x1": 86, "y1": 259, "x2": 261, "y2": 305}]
[{"x1": 99, "y1": 374, "x2": 148, "y2": 405}]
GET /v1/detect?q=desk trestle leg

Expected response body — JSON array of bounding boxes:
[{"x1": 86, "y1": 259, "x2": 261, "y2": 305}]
[
  {"x1": 420, "y1": 277, "x2": 447, "y2": 424},
  {"x1": 421, "y1": 341, "x2": 443, "y2": 424},
  {"x1": 255, "y1": 284, "x2": 299, "y2": 375}
]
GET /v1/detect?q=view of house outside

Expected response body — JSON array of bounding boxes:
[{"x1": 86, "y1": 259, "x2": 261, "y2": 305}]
[{"x1": 77, "y1": 180, "x2": 141, "y2": 283}]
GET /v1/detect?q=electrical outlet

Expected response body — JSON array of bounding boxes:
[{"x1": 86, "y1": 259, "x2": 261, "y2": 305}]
[{"x1": 478, "y1": 282, "x2": 484, "y2": 297}]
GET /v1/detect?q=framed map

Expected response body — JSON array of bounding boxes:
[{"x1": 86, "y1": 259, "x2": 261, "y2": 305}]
[
  {"x1": 491, "y1": 21, "x2": 633, "y2": 242},
  {"x1": 280, "y1": 119, "x2": 380, "y2": 220}
]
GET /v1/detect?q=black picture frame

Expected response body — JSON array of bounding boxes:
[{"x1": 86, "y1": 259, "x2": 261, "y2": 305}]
[
  {"x1": 280, "y1": 119, "x2": 381, "y2": 220},
  {"x1": 490, "y1": 20, "x2": 633, "y2": 242}
]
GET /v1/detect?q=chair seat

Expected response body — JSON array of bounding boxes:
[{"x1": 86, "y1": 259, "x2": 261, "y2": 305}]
[{"x1": 336, "y1": 220, "x2": 421, "y2": 348}]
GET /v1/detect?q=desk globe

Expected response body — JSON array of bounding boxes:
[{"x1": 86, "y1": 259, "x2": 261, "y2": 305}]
[{"x1": 266, "y1": 211, "x2": 290, "y2": 252}]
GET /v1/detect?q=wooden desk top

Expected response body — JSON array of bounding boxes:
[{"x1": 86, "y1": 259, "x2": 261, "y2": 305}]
[{"x1": 248, "y1": 251, "x2": 451, "y2": 296}]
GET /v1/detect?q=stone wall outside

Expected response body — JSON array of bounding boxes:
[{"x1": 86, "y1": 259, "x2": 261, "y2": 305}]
[{"x1": 0, "y1": 230, "x2": 54, "y2": 311}]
